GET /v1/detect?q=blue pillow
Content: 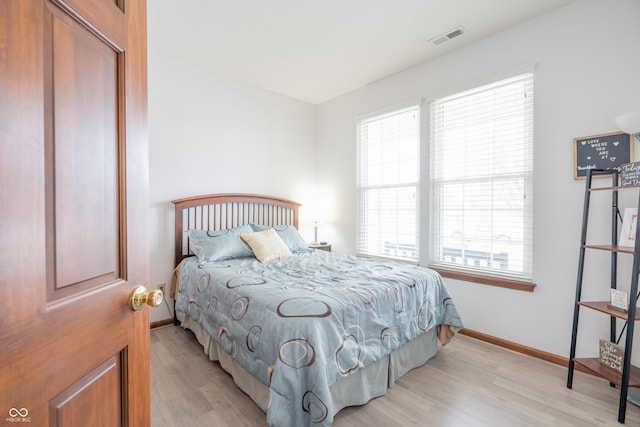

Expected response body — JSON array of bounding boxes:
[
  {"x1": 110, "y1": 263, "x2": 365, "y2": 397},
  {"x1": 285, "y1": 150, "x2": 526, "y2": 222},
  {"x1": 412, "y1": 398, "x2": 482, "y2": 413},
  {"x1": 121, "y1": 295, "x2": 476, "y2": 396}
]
[
  {"x1": 250, "y1": 224, "x2": 312, "y2": 253},
  {"x1": 188, "y1": 225, "x2": 254, "y2": 264}
]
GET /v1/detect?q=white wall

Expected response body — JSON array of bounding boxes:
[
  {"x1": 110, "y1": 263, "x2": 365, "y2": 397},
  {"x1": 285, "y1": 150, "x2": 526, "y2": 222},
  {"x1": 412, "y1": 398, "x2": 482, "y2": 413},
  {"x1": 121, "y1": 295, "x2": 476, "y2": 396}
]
[
  {"x1": 148, "y1": 0, "x2": 640, "y2": 363},
  {"x1": 148, "y1": 51, "x2": 317, "y2": 322},
  {"x1": 316, "y1": 0, "x2": 640, "y2": 360}
]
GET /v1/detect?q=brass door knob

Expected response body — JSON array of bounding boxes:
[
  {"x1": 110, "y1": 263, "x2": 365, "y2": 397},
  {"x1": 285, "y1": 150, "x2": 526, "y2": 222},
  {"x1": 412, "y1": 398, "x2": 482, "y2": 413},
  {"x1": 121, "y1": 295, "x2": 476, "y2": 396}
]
[{"x1": 129, "y1": 285, "x2": 163, "y2": 311}]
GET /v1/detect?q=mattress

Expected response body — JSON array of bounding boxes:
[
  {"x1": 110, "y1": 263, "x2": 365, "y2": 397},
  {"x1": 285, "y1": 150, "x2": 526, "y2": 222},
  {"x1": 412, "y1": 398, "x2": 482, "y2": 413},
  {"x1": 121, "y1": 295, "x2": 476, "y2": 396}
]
[{"x1": 174, "y1": 250, "x2": 462, "y2": 426}]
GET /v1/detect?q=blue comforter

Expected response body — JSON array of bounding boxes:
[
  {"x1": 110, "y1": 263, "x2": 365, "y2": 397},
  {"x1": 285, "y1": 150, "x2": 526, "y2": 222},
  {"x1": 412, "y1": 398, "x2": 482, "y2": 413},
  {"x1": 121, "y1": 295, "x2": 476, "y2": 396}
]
[{"x1": 175, "y1": 250, "x2": 462, "y2": 426}]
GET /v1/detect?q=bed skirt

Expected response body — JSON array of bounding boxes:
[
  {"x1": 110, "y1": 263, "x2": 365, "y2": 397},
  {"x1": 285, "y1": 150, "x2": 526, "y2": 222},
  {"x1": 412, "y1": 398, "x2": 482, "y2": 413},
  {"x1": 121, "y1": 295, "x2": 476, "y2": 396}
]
[{"x1": 177, "y1": 311, "x2": 439, "y2": 417}]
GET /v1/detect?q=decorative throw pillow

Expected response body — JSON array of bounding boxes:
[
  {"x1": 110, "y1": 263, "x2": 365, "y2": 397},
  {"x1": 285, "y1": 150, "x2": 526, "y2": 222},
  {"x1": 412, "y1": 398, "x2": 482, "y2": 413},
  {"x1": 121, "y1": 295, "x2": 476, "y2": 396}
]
[
  {"x1": 188, "y1": 225, "x2": 254, "y2": 265},
  {"x1": 250, "y1": 224, "x2": 312, "y2": 253},
  {"x1": 240, "y1": 228, "x2": 293, "y2": 263}
]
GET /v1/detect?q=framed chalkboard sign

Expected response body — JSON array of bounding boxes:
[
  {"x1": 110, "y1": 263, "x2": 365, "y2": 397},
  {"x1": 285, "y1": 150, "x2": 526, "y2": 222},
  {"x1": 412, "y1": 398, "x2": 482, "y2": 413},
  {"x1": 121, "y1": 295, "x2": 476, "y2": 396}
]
[{"x1": 573, "y1": 131, "x2": 632, "y2": 179}]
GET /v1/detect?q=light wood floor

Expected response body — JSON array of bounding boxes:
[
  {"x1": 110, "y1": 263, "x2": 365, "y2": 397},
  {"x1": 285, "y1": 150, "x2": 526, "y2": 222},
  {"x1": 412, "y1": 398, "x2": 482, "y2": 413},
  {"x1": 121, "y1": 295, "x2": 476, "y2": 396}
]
[{"x1": 151, "y1": 325, "x2": 640, "y2": 426}]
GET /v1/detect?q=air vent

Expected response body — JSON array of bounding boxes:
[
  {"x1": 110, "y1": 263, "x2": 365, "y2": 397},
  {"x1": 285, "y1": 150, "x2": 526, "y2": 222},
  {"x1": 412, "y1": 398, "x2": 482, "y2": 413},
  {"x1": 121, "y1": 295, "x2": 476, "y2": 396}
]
[{"x1": 430, "y1": 26, "x2": 466, "y2": 47}]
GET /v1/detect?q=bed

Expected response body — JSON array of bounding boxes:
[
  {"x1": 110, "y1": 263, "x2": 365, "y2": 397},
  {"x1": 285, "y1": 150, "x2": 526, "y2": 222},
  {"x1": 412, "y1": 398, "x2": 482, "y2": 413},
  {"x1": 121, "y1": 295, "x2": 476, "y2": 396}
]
[{"x1": 171, "y1": 193, "x2": 463, "y2": 426}]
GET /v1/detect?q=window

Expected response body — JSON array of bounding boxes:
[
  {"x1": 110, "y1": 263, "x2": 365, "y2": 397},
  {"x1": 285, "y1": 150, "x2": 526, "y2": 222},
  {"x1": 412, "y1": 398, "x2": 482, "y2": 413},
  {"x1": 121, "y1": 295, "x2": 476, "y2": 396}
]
[
  {"x1": 357, "y1": 105, "x2": 420, "y2": 261},
  {"x1": 429, "y1": 72, "x2": 534, "y2": 281}
]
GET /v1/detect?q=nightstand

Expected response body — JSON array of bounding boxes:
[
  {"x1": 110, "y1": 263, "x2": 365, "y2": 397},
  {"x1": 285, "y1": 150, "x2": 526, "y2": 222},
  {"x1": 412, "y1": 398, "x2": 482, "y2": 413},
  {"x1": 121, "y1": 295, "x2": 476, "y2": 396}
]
[{"x1": 308, "y1": 243, "x2": 331, "y2": 252}]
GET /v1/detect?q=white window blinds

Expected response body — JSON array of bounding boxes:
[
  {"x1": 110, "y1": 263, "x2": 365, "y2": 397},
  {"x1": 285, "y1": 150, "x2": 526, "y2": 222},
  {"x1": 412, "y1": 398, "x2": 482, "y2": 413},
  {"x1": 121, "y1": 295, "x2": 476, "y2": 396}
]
[
  {"x1": 357, "y1": 105, "x2": 420, "y2": 261},
  {"x1": 430, "y1": 72, "x2": 534, "y2": 280}
]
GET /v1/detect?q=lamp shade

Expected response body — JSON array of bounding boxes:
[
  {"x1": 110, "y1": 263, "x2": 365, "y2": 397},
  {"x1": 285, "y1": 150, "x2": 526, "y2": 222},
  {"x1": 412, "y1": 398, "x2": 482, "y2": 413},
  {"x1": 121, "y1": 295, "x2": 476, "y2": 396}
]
[{"x1": 615, "y1": 110, "x2": 640, "y2": 136}]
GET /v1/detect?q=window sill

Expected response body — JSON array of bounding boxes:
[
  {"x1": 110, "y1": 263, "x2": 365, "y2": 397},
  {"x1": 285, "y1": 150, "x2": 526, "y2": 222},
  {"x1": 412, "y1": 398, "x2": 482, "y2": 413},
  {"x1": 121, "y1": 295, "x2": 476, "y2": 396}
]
[{"x1": 429, "y1": 267, "x2": 536, "y2": 292}]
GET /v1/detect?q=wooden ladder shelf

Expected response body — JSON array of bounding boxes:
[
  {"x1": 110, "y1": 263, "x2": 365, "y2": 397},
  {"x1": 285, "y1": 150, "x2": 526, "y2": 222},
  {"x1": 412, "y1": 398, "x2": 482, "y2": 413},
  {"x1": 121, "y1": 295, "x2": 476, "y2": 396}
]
[{"x1": 567, "y1": 168, "x2": 640, "y2": 424}]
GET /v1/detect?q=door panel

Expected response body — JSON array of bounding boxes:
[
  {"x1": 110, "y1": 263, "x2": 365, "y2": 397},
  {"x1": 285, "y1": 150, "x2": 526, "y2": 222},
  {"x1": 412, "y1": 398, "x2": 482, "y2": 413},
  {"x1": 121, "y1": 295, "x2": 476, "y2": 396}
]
[
  {"x1": 49, "y1": 355, "x2": 123, "y2": 426},
  {"x1": 46, "y1": 0, "x2": 121, "y2": 296},
  {"x1": 0, "y1": 0, "x2": 149, "y2": 425}
]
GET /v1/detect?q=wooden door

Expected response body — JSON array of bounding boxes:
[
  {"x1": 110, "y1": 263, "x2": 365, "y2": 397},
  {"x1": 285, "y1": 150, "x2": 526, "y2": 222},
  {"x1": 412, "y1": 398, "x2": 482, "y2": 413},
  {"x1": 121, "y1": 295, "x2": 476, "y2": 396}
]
[{"x1": 0, "y1": 0, "x2": 150, "y2": 425}]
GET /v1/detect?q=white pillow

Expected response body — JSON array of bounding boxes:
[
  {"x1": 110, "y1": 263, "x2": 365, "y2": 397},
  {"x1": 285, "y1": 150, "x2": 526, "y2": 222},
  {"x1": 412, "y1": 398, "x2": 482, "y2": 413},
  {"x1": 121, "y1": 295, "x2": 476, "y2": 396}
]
[{"x1": 240, "y1": 228, "x2": 293, "y2": 263}]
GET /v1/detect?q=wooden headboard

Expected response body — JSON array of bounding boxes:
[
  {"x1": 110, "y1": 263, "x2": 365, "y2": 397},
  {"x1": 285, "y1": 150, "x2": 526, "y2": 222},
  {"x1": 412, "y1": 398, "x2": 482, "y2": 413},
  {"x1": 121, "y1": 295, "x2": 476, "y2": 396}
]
[{"x1": 171, "y1": 193, "x2": 301, "y2": 267}]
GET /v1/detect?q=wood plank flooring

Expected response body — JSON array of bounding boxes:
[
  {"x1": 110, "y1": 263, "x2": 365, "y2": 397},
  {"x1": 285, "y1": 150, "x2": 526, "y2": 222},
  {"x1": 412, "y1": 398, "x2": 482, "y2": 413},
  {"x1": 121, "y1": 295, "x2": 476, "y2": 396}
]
[{"x1": 151, "y1": 325, "x2": 640, "y2": 426}]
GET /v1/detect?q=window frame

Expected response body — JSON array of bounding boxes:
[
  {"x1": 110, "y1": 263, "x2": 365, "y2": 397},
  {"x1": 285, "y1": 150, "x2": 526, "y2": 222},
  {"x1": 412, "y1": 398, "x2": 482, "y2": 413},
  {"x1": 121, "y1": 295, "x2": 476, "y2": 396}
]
[
  {"x1": 428, "y1": 72, "x2": 535, "y2": 289},
  {"x1": 356, "y1": 104, "x2": 421, "y2": 262}
]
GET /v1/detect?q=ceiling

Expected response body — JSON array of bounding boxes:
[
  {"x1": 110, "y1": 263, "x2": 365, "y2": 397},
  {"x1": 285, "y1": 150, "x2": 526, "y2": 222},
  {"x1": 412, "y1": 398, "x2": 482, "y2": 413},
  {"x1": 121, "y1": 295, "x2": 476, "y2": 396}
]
[{"x1": 148, "y1": 0, "x2": 574, "y2": 105}]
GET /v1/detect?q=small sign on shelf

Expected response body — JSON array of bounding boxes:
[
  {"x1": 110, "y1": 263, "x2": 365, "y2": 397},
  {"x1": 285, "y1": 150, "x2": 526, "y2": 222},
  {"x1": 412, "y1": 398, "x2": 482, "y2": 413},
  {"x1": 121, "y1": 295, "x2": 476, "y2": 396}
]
[
  {"x1": 619, "y1": 208, "x2": 638, "y2": 248},
  {"x1": 620, "y1": 162, "x2": 640, "y2": 186},
  {"x1": 608, "y1": 288, "x2": 629, "y2": 312},
  {"x1": 599, "y1": 339, "x2": 625, "y2": 373}
]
